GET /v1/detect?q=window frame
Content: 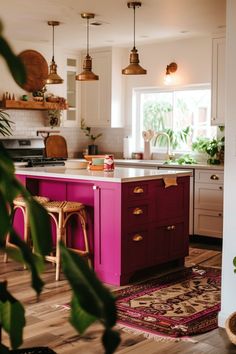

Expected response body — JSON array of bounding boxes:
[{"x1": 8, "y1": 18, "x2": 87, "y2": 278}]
[{"x1": 133, "y1": 83, "x2": 213, "y2": 153}]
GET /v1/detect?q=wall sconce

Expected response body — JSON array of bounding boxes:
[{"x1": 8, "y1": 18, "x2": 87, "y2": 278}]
[{"x1": 164, "y1": 62, "x2": 177, "y2": 85}]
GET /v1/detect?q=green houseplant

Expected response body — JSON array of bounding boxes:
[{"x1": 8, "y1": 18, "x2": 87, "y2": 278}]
[
  {"x1": 81, "y1": 118, "x2": 102, "y2": 155},
  {"x1": 0, "y1": 21, "x2": 120, "y2": 354},
  {"x1": 192, "y1": 136, "x2": 224, "y2": 165}
]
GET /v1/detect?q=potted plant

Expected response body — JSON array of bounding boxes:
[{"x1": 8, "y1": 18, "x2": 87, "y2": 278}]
[
  {"x1": 81, "y1": 118, "x2": 102, "y2": 155},
  {"x1": 192, "y1": 136, "x2": 224, "y2": 165},
  {"x1": 0, "y1": 21, "x2": 120, "y2": 354}
]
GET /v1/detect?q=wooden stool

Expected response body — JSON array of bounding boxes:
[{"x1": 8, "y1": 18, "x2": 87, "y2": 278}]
[
  {"x1": 43, "y1": 200, "x2": 91, "y2": 281},
  {"x1": 4, "y1": 196, "x2": 50, "y2": 263}
]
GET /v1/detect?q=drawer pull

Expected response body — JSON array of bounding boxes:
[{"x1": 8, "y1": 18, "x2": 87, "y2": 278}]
[
  {"x1": 166, "y1": 225, "x2": 176, "y2": 231},
  {"x1": 210, "y1": 174, "x2": 219, "y2": 180},
  {"x1": 219, "y1": 186, "x2": 223, "y2": 190},
  {"x1": 218, "y1": 213, "x2": 223, "y2": 217},
  {"x1": 132, "y1": 234, "x2": 143, "y2": 242},
  {"x1": 133, "y1": 186, "x2": 144, "y2": 194},
  {"x1": 133, "y1": 207, "x2": 144, "y2": 215}
]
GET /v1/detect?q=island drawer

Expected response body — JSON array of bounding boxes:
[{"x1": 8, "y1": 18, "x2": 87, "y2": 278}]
[
  {"x1": 123, "y1": 202, "x2": 151, "y2": 226},
  {"x1": 123, "y1": 181, "x2": 151, "y2": 200}
]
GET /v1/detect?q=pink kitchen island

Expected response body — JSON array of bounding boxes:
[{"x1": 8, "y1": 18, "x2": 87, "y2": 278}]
[{"x1": 15, "y1": 166, "x2": 191, "y2": 286}]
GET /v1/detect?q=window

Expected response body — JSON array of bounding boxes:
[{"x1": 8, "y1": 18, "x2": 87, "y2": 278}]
[{"x1": 134, "y1": 85, "x2": 217, "y2": 153}]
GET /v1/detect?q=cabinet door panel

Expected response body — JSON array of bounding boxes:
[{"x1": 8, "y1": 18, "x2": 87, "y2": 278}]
[
  {"x1": 154, "y1": 180, "x2": 188, "y2": 223},
  {"x1": 194, "y1": 209, "x2": 223, "y2": 238},
  {"x1": 124, "y1": 229, "x2": 148, "y2": 272},
  {"x1": 168, "y1": 222, "x2": 189, "y2": 260},
  {"x1": 211, "y1": 36, "x2": 225, "y2": 125},
  {"x1": 195, "y1": 183, "x2": 223, "y2": 210}
]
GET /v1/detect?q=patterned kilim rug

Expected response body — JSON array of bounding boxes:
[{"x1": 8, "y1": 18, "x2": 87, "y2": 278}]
[{"x1": 114, "y1": 266, "x2": 221, "y2": 341}]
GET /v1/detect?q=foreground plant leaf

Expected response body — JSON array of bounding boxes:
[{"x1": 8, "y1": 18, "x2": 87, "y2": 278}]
[
  {"x1": 0, "y1": 281, "x2": 25, "y2": 349},
  {"x1": 70, "y1": 295, "x2": 96, "y2": 333},
  {"x1": 102, "y1": 328, "x2": 121, "y2": 354},
  {"x1": 60, "y1": 242, "x2": 117, "y2": 327},
  {"x1": 0, "y1": 35, "x2": 26, "y2": 86},
  {"x1": 8, "y1": 230, "x2": 45, "y2": 296},
  {"x1": 61, "y1": 243, "x2": 120, "y2": 353}
]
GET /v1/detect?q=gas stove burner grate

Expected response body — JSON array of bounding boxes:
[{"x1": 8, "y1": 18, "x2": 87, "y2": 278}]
[{"x1": 26, "y1": 157, "x2": 67, "y2": 167}]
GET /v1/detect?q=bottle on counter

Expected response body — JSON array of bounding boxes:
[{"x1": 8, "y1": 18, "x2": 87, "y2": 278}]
[{"x1": 104, "y1": 155, "x2": 114, "y2": 172}]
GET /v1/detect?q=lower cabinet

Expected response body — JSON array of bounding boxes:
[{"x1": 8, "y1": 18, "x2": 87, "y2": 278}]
[
  {"x1": 194, "y1": 169, "x2": 224, "y2": 238},
  {"x1": 149, "y1": 221, "x2": 188, "y2": 266},
  {"x1": 122, "y1": 177, "x2": 189, "y2": 277}
]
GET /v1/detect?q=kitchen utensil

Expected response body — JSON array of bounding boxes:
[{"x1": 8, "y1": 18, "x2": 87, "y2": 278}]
[
  {"x1": 45, "y1": 135, "x2": 68, "y2": 158},
  {"x1": 17, "y1": 50, "x2": 48, "y2": 92}
]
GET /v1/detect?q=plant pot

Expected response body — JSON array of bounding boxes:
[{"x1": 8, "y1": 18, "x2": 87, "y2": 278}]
[
  {"x1": 225, "y1": 312, "x2": 236, "y2": 345},
  {"x1": 207, "y1": 158, "x2": 221, "y2": 165},
  {"x1": 88, "y1": 144, "x2": 98, "y2": 155}
]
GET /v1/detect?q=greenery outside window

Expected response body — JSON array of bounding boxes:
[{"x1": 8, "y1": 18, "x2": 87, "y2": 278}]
[{"x1": 133, "y1": 84, "x2": 217, "y2": 153}]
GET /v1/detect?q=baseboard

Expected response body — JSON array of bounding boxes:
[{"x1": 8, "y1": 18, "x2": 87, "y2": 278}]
[{"x1": 218, "y1": 310, "x2": 228, "y2": 327}]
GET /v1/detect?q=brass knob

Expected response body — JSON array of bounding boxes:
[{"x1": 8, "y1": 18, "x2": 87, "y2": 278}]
[
  {"x1": 133, "y1": 207, "x2": 143, "y2": 215},
  {"x1": 132, "y1": 234, "x2": 143, "y2": 242},
  {"x1": 133, "y1": 186, "x2": 144, "y2": 194},
  {"x1": 210, "y1": 174, "x2": 219, "y2": 180},
  {"x1": 166, "y1": 225, "x2": 176, "y2": 231}
]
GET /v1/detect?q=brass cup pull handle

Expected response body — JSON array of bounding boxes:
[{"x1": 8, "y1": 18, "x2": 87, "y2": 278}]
[
  {"x1": 132, "y1": 234, "x2": 143, "y2": 242},
  {"x1": 210, "y1": 174, "x2": 219, "y2": 180},
  {"x1": 133, "y1": 186, "x2": 144, "y2": 194},
  {"x1": 133, "y1": 207, "x2": 144, "y2": 215},
  {"x1": 166, "y1": 225, "x2": 176, "y2": 231}
]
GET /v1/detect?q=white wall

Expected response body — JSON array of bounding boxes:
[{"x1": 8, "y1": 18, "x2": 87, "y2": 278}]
[
  {"x1": 0, "y1": 36, "x2": 212, "y2": 157},
  {"x1": 218, "y1": 0, "x2": 236, "y2": 327},
  {"x1": 124, "y1": 36, "x2": 212, "y2": 129}
]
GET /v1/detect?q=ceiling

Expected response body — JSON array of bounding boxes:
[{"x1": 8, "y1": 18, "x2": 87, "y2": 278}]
[{"x1": 0, "y1": 0, "x2": 226, "y2": 50}]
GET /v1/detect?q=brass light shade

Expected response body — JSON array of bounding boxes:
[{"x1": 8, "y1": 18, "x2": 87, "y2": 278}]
[
  {"x1": 122, "y1": 1, "x2": 147, "y2": 75},
  {"x1": 46, "y1": 21, "x2": 63, "y2": 85},
  {"x1": 76, "y1": 13, "x2": 99, "y2": 81}
]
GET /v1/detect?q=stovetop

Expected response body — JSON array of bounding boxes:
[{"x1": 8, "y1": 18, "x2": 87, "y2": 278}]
[{"x1": 1, "y1": 137, "x2": 67, "y2": 167}]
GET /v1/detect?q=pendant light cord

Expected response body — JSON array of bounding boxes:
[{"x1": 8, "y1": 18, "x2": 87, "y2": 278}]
[
  {"x1": 52, "y1": 24, "x2": 55, "y2": 61},
  {"x1": 87, "y1": 17, "x2": 89, "y2": 56},
  {"x1": 133, "y1": 4, "x2": 136, "y2": 50}
]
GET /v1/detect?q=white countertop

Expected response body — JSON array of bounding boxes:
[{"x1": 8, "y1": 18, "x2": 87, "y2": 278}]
[
  {"x1": 15, "y1": 166, "x2": 192, "y2": 183},
  {"x1": 114, "y1": 159, "x2": 224, "y2": 170}
]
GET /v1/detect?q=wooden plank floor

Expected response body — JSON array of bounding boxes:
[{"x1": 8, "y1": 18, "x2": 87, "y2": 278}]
[{"x1": 1, "y1": 247, "x2": 235, "y2": 354}]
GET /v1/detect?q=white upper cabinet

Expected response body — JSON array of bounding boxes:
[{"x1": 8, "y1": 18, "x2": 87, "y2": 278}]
[
  {"x1": 80, "y1": 48, "x2": 125, "y2": 128},
  {"x1": 211, "y1": 35, "x2": 225, "y2": 126}
]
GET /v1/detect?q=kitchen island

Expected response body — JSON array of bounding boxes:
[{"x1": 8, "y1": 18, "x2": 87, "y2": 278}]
[{"x1": 15, "y1": 166, "x2": 191, "y2": 285}]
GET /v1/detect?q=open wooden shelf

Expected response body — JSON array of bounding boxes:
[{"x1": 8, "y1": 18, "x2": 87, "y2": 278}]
[{"x1": 0, "y1": 100, "x2": 68, "y2": 110}]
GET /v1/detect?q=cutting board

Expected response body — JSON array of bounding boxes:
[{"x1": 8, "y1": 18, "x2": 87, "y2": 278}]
[
  {"x1": 18, "y1": 49, "x2": 48, "y2": 92},
  {"x1": 45, "y1": 135, "x2": 68, "y2": 158}
]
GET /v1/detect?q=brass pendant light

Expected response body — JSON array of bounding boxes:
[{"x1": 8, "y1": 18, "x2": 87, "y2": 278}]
[
  {"x1": 46, "y1": 21, "x2": 63, "y2": 85},
  {"x1": 122, "y1": 1, "x2": 147, "y2": 75},
  {"x1": 76, "y1": 13, "x2": 99, "y2": 81}
]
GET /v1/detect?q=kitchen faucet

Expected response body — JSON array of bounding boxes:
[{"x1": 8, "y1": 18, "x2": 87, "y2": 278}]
[{"x1": 154, "y1": 131, "x2": 173, "y2": 160}]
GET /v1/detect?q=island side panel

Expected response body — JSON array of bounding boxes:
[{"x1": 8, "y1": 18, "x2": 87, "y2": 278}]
[{"x1": 93, "y1": 181, "x2": 122, "y2": 285}]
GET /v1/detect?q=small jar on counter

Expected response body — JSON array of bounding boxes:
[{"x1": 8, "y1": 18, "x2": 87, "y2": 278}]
[{"x1": 104, "y1": 155, "x2": 114, "y2": 172}]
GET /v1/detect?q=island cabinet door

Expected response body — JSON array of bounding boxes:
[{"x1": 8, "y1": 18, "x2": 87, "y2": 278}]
[
  {"x1": 152, "y1": 177, "x2": 190, "y2": 224},
  {"x1": 149, "y1": 221, "x2": 188, "y2": 265},
  {"x1": 123, "y1": 228, "x2": 149, "y2": 272}
]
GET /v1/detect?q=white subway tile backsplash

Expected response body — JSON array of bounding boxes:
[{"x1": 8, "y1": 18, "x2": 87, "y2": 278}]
[{"x1": 5, "y1": 110, "x2": 126, "y2": 157}]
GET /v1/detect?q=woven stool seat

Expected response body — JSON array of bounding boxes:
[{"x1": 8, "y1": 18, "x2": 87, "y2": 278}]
[
  {"x1": 42, "y1": 201, "x2": 84, "y2": 213},
  {"x1": 13, "y1": 196, "x2": 50, "y2": 206}
]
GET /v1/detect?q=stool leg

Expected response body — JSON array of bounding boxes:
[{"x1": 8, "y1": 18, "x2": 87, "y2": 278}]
[
  {"x1": 55, "y1": 210, "x2": 64, "y2": 281},
  {"x1": 78, "y1": 210, "x2": 92, "y2": 268}
]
